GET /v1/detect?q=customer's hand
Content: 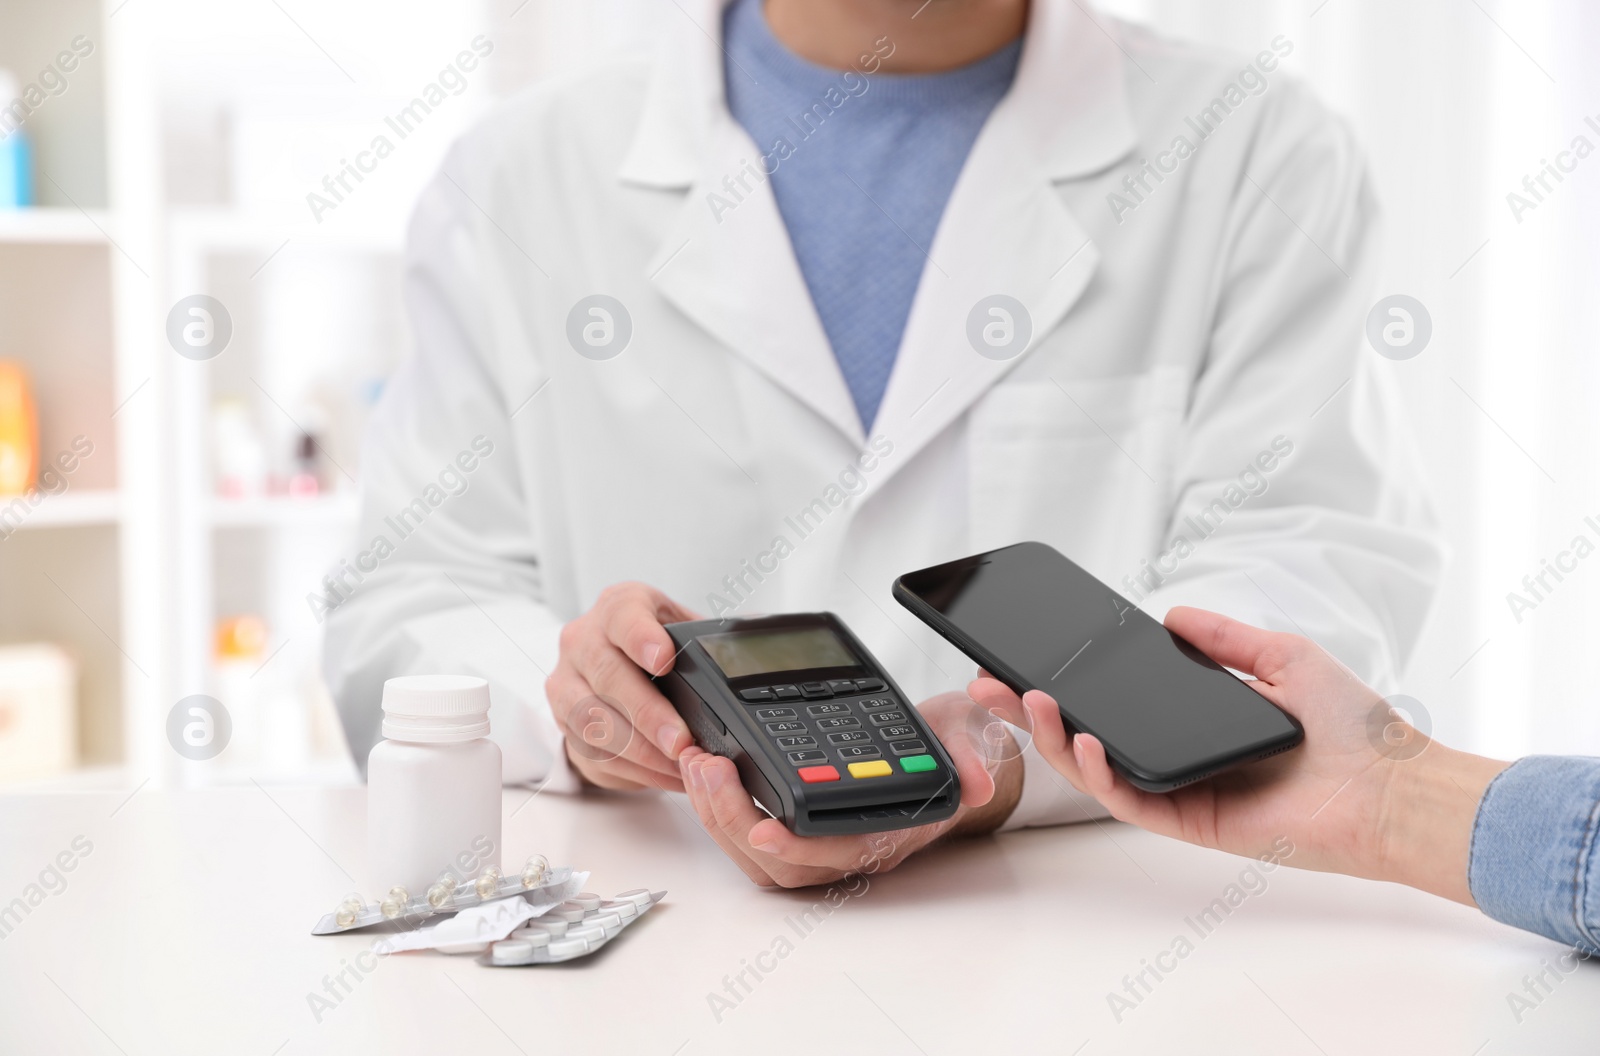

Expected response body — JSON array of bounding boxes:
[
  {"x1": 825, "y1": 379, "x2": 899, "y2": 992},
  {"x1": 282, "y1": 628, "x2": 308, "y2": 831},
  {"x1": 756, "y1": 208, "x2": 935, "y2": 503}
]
[
  {"x1": 968, "y1": 606, "x2": 1508, "y2": 905},
  {"x1": 678, "y1": 691, "x2": 1024, "y2": 888},
  {"x1": 546, "y1": 582, "x2": 698, "y2": 792}
]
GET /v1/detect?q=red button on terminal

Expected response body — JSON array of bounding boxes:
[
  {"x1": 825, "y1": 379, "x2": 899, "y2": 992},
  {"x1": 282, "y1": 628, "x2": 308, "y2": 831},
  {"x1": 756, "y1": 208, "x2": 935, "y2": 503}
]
[{"x1": 798, "y1": 765, "x2": 840, "y2": 783}]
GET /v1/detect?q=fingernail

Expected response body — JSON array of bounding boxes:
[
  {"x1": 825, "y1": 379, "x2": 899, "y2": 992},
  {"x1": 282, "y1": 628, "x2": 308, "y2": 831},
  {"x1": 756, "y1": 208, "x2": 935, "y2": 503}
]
[
  {"x1": 702, "y1": 761, "x2": 724, "y2": 793},
  {"x1": 1072, "y1": 736, "x2": 1085, "y2": 768},
  {"x1": 752, "y1": 839, "x2": 779, "y2": 854},
  {"x1": 685, "y1": 756, "x2": 703, "y2": 791},
  {"x1": 643, "y1": 642, "x2": 661, "y2": 674},
  {"x1": 657, "y1": 724, "x2": 683, "y2": 756}
]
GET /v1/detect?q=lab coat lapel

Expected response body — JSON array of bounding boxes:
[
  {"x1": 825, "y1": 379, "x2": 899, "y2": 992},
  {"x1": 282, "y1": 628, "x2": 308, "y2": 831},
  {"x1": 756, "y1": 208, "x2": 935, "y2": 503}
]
[
  {"x1": 861, "y1": 0, "x2": 1138, "y2": 499},
  {"x1": 861, "y1": 117, "x2": 1100, "y2": 499},
  {"x1": 647, "y1": 118, "x2": 865, "y2": 447},
  {"x1": 621, "y1": 0, "x2": 864, "y2": 448}
]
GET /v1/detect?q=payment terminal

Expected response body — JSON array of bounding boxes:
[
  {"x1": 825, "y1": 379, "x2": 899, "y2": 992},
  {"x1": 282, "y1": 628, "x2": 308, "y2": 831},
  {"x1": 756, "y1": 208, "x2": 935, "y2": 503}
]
[{"x1": 655, "y1": 613, "x2": 960, "y2": 836}]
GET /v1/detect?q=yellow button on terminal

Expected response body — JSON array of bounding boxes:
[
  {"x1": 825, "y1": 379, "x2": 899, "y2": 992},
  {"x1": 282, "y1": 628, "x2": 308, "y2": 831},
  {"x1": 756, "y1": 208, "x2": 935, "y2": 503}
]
[{"x1": 847, "y1": 760, "x2": 893, "y2": 779}]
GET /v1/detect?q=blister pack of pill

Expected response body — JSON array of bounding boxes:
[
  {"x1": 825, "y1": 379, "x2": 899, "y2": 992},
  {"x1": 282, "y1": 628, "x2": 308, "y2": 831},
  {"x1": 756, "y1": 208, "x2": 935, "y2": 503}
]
[
  {"x1": 312, "y1": 856, "x2": 574, "y2": 935},
  {"x1": 478, "y1": 888, "x2": 666, "y2": 966}
]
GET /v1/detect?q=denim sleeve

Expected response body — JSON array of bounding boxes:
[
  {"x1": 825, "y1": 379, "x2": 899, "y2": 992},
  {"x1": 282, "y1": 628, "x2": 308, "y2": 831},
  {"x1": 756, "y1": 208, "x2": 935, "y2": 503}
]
[{"x1": 1468, "y1": 755, "x2": 1600, "y2": 954}]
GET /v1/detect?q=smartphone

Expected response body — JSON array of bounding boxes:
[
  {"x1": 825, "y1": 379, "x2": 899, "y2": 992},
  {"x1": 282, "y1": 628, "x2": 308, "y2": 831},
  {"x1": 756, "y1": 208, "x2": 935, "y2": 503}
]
[{"x1": 893, "y1": 541, "x2": 1303, "y2": 792}]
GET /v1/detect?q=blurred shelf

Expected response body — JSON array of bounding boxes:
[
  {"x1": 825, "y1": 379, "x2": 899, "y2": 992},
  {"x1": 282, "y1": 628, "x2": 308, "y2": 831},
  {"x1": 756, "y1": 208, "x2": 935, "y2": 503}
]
[
  {"x1": 0, "y1": 208, "x2": 115, "y2": 245},
  {"x1": 169, "y1": 207, "x2": 404, "y2": 255},
  {"x1": 0, "y1": 757, "x2": 362, "y2": 791},
  {"x1": 0, "y1": 488, "x2": 121, "y2": 529},
  {"x1": 0, "y1": 764, "x2": 138, "y2": 794},
  {"x1": 209, "y1": 492, "x2": 360, "y2": 528},
  {"x1": 176, "y1": 755, "x2": 362, "y2": 788},
  {"x1": 0, "y1": 206, "x2": 402, "y2": 252}
]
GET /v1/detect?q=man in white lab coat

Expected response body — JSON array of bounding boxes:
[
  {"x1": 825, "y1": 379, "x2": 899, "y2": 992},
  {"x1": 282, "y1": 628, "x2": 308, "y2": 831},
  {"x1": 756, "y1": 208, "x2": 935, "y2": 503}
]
[{"x1": 324, "y1": 0, "x2": 1439, "y2": 887}]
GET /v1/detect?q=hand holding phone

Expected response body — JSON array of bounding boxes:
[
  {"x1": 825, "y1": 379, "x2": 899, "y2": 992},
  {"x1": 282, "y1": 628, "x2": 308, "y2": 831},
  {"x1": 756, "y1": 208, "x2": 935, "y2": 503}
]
[
  {"x1": 894, "y1": 541, "x2": 1302, "y2": 792},
  {"x1": 971, "y1": 605, "x2": 1509, "y2": 905}
]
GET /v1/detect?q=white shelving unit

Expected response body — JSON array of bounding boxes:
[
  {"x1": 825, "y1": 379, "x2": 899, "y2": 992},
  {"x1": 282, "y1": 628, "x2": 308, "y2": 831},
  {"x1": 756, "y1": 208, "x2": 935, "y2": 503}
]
[
  {"x1": 0, "y1": 0, "x2": 166, "y2": 781},
  {"x1": 4, "y1": 0, "x2": 543, "y2": 788},
  {"x1": 152, "y1": 0, "x2": 493, "y2": 786},
  {"x1": 166, "y1": 206, "x2": 401, "y2": 787}
]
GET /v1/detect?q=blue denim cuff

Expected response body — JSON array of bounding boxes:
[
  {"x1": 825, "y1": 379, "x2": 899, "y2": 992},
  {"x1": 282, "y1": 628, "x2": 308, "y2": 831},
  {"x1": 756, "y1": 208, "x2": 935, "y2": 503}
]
[{"x1": 1468, "y1": 755, "x2": 1600, "y2": 954}]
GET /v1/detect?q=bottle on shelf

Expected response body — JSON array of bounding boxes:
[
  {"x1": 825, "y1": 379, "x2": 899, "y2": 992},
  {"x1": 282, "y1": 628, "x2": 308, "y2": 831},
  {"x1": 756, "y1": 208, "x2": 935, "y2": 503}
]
[
  {"x1": 0, "y1": 360, "x2": 39, "y2": 495},
  {"x1": 212, "y1": 397, "x2": 267, "y2": 499},
  {"x1": 0, "y1": 71, "x2": 36, "y2": 209},
  {"x1": 287, "y1": 431, "x2": 321, "y2": 497},
  {"x1": 0, "y1": 643, "x2": 77, "y2": 783},
  {"x1": 213, "y1": 614, "x2": 267, "y2": 768}
]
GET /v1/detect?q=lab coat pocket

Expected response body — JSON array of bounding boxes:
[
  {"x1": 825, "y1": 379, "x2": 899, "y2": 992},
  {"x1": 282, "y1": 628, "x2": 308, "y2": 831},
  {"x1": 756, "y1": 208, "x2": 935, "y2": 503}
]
[{"x1": 966, "y1": 370, "x2": 1186, "y2": 572}]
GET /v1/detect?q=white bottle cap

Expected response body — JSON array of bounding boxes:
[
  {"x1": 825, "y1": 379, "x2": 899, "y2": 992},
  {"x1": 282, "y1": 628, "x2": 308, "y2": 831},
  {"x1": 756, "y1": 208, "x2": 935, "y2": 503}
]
[{"x1": 381, "y1": 675, "x2": 491, "y2": 743}]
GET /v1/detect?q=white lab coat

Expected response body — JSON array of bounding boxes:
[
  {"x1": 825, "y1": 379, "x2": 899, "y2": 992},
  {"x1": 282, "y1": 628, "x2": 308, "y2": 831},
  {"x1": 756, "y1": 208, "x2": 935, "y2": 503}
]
[{"x1": 323, "y1": 1, "x2": 1440, "y2": 829}]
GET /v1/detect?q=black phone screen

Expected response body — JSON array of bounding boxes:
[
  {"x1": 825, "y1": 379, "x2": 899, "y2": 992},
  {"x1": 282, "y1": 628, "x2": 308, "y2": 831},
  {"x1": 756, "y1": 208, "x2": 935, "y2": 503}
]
[{"x1": 895, "y1": 541, "x2": 1301, "y2": 788}]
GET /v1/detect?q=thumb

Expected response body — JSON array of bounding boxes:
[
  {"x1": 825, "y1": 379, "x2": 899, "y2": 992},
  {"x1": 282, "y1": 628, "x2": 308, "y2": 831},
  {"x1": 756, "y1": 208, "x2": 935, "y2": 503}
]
[
  {"x1": 948, "y1": 730, "x2": 998, "y2": 809},
  {"x1": 1163, "y1": 606, "x2": 1290, "y2": 681}
]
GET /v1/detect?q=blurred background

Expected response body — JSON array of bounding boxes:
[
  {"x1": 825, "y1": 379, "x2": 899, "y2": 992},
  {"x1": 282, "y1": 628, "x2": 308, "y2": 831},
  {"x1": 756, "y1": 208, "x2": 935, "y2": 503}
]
[{"x1": 0, "y1": 0, "x2": 1594, "y2": 790}]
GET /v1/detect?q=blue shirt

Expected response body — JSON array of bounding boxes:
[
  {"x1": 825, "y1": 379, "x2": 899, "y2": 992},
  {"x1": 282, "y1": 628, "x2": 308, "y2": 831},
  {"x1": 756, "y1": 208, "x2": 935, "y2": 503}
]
[
  {"x1": 722, "y1": 0, "x2": 1020, "y2": 430},
  {"x1": 1470, "y1": 755, "x2": 1600, "y2": 954}
]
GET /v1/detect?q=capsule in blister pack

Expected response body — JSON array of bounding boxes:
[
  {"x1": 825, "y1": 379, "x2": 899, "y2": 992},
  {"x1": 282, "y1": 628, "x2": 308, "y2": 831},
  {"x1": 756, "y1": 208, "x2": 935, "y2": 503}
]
[
  {"x1": 479, "y1": 889, "x2": 665, "y2": 966},
  {"x1": 312, "y1": 856, "x2": 573, "y2": 935}
]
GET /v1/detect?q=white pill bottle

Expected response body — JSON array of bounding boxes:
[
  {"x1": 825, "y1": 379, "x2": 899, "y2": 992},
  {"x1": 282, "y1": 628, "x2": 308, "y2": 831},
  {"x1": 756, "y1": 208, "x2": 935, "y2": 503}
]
[{"x1": 368, "y1": 675, "x2": 502, "y2": 894}]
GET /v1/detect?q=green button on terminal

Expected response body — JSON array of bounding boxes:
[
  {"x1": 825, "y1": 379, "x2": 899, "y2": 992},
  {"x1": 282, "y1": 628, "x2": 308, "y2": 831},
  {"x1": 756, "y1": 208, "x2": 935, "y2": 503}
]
[{"x1": 899, "y1": 754, "x2": 937, "y2": 773}]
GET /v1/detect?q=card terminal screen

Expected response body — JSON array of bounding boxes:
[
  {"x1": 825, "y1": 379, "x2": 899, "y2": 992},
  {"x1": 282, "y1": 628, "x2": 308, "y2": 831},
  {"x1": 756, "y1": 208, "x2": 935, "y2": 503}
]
[{"x1": 699, "y1": 627, "x2": 858, "y2": 678}]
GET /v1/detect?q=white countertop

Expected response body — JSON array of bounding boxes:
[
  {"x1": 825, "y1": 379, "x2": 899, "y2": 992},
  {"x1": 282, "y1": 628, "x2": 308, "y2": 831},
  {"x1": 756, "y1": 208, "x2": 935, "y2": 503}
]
[{"x1": 1, "y1": 786, "x2": 1594, "y2": 1054}]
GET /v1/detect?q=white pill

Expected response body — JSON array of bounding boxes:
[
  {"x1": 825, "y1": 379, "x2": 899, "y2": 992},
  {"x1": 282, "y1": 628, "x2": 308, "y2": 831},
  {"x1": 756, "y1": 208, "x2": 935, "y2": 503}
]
[
  {"x1": 492, "y1": 940, "x2": 534, "y2": 964},
  {"x1": 601, "y1": 900, "x2": 638, "y2": 920},
  {"x1": 602, "y1": 923, "x2": 623, "y2": 939},
  {"x1": 509, "y1": 928, "x2": 552, "y2": 946},
  {"x1": 436, "y1": 941, "x2": 489, "y2": 955},
  {"x1": 551, "y1": 903, "x2": 587, "y2": 922},
  {"x1": 616, "y1": 889, "x2": 653, "y2": 908},
  {"x1": 548, "y1": 937, "x2": 587, "y2": 957},
  {"x1": 528, "y1": 918, "x2": 568, "y2": 936},
  {"x1": 587, "y1": 912, "x2": 622, "y2": 928},
  {"x1": 568, "y1": 924, "x2": 604, "y2": 941},
  {"x1": 572, "y1": 892, "x2": 602, "y2": 911}
]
